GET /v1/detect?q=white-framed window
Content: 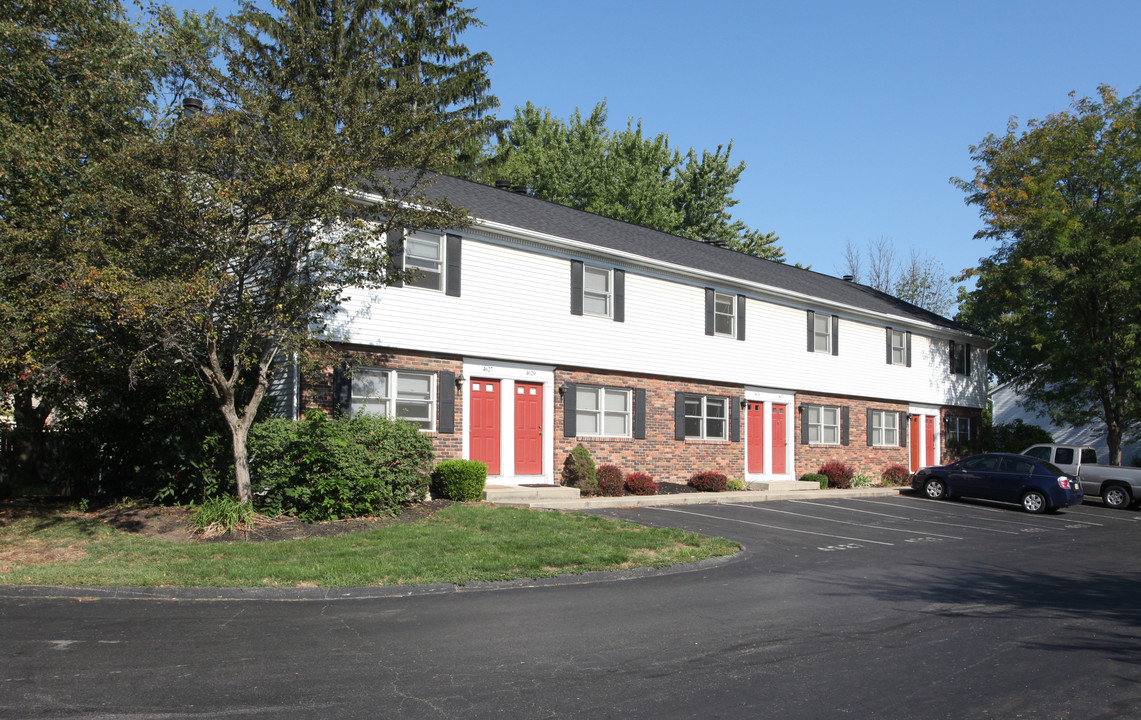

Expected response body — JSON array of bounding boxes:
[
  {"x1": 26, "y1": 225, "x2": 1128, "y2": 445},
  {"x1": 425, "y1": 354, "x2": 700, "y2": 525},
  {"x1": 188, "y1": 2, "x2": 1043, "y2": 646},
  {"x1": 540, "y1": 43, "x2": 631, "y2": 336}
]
[
  {"x1": 405, "y1": 232, "x2": 443, "y2": 290},
  {"x1": 714, "y1": 291, "x2": 735, "y2": 337},
  {"x1": 950, "y1": 342, "x2": 969, "y2": 375},
  {"x1": 684, "y1": 395, "x2": 728, "y2": 440},
  {"x1": 583, "y1": 265, "x2": 612, "y2": 317},
  {"x1": 890, "y1": 330, "x2": 906, "y2": 365},
  {"x1": 351, "y1": 369, "x2": 436, "y2": 430},
  {"x1": 948, "y1": 416, "x2": 971, "y2": 442},
  {"x1": 576, "y1": 386, "x2": 631, "y2": 437},
  {"x1": 807, "y1": 405, "x2": 841, "y2": 444},
  {"x1": 813, "y1": 313, "x2": 832, "y2": 353},
  {"x1": 870, "y1": 410, "x2": 899, "y2": 446}
]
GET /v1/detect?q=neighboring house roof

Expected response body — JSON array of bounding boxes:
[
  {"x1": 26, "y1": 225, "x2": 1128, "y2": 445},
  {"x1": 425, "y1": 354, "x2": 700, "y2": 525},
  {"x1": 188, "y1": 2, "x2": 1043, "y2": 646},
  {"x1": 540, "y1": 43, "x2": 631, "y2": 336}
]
[{"x1": 377, "y1": 171, "x2": 983, "y2": 339}]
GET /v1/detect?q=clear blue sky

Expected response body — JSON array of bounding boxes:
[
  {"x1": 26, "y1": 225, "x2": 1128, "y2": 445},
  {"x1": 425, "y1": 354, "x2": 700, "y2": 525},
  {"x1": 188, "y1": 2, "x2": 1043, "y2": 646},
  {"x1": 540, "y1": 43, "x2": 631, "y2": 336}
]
[{"x1": 177, "y1": 0, "x2": 1141, "y2": 283}]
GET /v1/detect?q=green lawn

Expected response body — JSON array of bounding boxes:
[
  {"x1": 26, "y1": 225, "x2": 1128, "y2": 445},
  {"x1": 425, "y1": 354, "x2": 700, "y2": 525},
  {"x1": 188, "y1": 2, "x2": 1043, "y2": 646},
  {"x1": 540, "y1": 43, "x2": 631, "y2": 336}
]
[{"x1": 0, "y1": 503, "x2": 738, "y2": 588}]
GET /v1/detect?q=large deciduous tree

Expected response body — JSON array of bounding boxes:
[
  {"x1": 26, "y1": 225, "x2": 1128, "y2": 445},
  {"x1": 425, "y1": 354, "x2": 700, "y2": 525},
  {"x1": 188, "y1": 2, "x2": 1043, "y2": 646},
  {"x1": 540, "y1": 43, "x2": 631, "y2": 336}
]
[
  {"x1": 954, "y1": 85, "x2": 1141, "y2": 463},
  {"x1": 117, "y1": 0, "x2": 483, "y2": 505},
  {"x1": 476, "y1": 100, "x2": 785, "y2": 262}
]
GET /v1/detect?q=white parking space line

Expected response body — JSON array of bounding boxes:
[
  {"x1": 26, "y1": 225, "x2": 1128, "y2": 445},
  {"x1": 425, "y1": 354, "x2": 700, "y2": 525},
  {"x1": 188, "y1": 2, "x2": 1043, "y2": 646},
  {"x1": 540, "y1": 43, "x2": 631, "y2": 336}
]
[
  {"x1": 782, "y1": 500, "x2": 969, "y2": 539},
  {"x1": 722, "y1": 503, "x2": 964, "y2": 540},
  {"x1": 861, "y1": 496, "x2": 1100, "y2": 528},
  {"x1": 835, "y1": 498, "x2": 1036, "y2": 534},
  {"x1": 648, "y1": 506, "x2": 895, "y2": 546},
  {"x1": 1060, "y1": 508, "x2": 1133, "y2": 524}
]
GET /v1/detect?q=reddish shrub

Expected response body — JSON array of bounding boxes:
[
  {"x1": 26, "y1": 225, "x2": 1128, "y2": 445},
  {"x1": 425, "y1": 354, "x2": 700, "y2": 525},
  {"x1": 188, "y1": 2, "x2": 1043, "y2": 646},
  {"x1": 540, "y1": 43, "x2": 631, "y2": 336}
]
[
  {"x1": 818, "y1": 461, "x2": 854, "y2": 489},
  {"x1": 881, "y1": 464, "x2": 910, "y2": 486},
  {"x1": 597, "y1": 464, "x2": 625, "y2": 497},
  {"x1": 688, "y1": 471, "x2": 729, "y2": 492},
  {"x1": 624, "y1": 472, "x2": 659, "y2": 496}
]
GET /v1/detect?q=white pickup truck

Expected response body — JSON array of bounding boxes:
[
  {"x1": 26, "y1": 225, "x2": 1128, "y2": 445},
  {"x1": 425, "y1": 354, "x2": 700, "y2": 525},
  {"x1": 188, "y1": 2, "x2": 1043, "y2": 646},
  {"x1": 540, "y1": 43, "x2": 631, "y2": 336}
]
[{"x1": 1022, "y1": 444, "x2": 1141, "y2": 509}]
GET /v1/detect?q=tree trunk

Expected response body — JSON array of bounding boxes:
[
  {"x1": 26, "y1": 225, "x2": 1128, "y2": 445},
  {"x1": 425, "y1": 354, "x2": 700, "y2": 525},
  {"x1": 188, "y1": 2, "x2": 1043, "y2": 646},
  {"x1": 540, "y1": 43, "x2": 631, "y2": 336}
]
[
  {"x1": 1106, "y1": 422, "x2": 1122, "y2": 466},
  {"x1": 230, "y1": 420, "x2": 253, "y2": 505}
]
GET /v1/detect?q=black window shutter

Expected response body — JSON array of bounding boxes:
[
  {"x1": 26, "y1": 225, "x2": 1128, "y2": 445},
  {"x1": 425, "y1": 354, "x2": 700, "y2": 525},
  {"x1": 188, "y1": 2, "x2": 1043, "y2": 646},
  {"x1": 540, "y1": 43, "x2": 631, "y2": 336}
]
[
  {"x1": 905, "y1": 332, "x2": 912, "y2": 367},
  {"x1": 800, "y1": 404, "x2": 811, "y2": 444},
  {"x1": 966, "y1": 344, "x2": 973, "y2": 376},
  {"x1": 866, "y1": 408, "x2": 874, "y2": 446},
  {"x1": 806, "y1": 311, "x2": 815, "y2": 351},
  {"x1": 563, "y1": 382, "x2": 578, "y2": 437},
  {"x1": 704, "y1": 288, "x2": 715, "y2": 336},
  {"x1": 949, "y1": 340, "x2": 956, "y2": 373},
  {"x1": 613, "y1": 269, "x2": 625, "y2": 323},
  {"x1": 841, "y1": 406, "x2": 850, "y2": 446},
  {"x1": 445, "y1": 234, "x2": 462, "y2": 297},
  {"x1": 731, "y1": 400, "x2": 740, "y2": 442},
  {"x1": 332, "y1": 365, "x2": 352, "y2": 418},
  {"x1": 674, "y1": 392, "x2": 687, "y2": 440},
  {"x1": 387, "y1": 232, "x2": 404, "y2": 288},
  {"x1": 437, "y1": 371, "x2": 455, "y2": 433},
  {"x1": 886, "y1": 328, "x2": 893, "y2": 364},
  {"x1": 900, "y1": 412, "x2": 908, "y2": 447},
  {"x1": 831, "y1": 315, "x2": 839, "y2": 356},
  {"x1": 736, "y1": 295, "x2": 746, "y2": 341},
  {"x1": 570, "y1": 261, "x2": 583, "y2": 316},
  {"x1": 634, "y1": 387, "x2": 646, "y2": 439}
]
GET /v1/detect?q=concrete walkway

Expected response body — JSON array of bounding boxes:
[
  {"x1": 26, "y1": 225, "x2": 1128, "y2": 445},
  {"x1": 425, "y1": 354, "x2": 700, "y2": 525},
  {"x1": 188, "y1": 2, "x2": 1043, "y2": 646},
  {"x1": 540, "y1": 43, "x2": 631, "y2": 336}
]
[{"x1": 483, "y1": 482, "x2": 907, "y2": 510}]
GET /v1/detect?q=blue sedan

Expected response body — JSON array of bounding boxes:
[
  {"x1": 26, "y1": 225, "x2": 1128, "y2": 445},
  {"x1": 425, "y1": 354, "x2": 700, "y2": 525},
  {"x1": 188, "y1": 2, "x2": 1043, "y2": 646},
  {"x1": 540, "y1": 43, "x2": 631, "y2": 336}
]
[{"x1": 911, "y1": 453, "x2": 1083, "y2": 513}]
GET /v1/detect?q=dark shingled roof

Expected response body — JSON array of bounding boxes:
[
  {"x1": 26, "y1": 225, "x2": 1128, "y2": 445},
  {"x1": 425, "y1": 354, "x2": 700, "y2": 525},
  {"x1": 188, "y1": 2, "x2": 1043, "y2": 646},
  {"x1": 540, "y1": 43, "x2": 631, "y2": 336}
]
[{"x1": 382, "y1": 171, "x2": 979, "y2": 336}]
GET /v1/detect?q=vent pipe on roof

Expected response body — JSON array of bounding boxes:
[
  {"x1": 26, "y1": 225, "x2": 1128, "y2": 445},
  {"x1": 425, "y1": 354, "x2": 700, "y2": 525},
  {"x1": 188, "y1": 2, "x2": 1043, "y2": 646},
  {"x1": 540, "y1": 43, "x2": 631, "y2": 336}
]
[
  {"x1": 182, "y1": 97, "x2": 204, "y2": 116},
  {"x1": 511, "y1": 184, "x2": 527, "y2": 194},
  {"x1": 494, "y1": 179, "x2": 511, "y2": 190},
  {"x1": 842, "y1": 275, "x2": 854, "y2": 282}
]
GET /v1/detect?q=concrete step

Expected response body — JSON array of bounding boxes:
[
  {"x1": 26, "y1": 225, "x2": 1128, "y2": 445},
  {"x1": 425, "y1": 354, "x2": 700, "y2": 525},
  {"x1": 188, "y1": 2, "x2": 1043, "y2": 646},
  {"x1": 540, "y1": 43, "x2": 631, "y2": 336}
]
[
  {"x1": 745, "y1": 479, "x2": 821, "y2": 492},
  {"x1": 483, "y1": 484, "x2": 581, "y2": 504}
]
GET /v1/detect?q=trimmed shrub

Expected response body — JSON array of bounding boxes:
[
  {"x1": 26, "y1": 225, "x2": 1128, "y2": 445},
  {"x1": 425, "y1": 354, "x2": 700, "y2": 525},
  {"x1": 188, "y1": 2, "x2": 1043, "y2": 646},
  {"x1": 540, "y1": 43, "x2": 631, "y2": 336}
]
[
  {"x1": 801, "y1": 472, "x2": 828, "y2": 489},
  {"x1": 624, "y1": 472, "x2": 658, "y2": 496},
  {"x1": 597, "y1": 464, "x2": 625, "y2": 497},
  {"x1": 818, "y1": 461, "x2": 854, "y2": 489},
  {"x1": 562, "y1": 443, "x2": 598, "y2": 496},
  {"x1": 688, "y1": 471, "x2": 729, "y2": 492},
  {"x1": 726, "y1": 477, "x2": 745, "y2": 491},
  {"x1": 881, "y1": 464, "x2": 911, "y2": 486},
  {"x1": 430, "y1": 460, "x2": 488, "y2": 502},
  {"x1": 981, "y1": 419, "x2": 1054, "y2": 453},
  {"x1": 248, "y1": 410, "x2": 433, "y2": 521}
]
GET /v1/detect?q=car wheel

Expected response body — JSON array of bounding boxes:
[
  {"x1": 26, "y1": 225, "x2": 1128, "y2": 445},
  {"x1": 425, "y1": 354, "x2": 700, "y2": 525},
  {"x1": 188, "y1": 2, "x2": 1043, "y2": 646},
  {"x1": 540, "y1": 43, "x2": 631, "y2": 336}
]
[
  {"x1": 1103, "y1": 485, "x2": 1132, "y2": 510},
  {"x1": 1021, "y1": 490, "x2": 1047, "y2": 514},
  {"x1": 923, "y1": 478, "x2": 947, "y2": 500}
]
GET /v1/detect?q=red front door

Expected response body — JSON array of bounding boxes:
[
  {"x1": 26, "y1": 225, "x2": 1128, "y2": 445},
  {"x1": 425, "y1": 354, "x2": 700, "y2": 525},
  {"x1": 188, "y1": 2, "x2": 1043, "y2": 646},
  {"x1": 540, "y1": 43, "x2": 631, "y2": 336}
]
[
  {"x1": 909, "y1": 415, "x2": 922, "y2": 471},
  {"x1": 470, "y1": 379, "x2": 500, "y2": 475},
  {"x1": 771, "y1": 404, "x2": 787, "y2": 474},
  {"x1": 925, "y1": 416, "x2": 935, "y2": 468},
  {"x1": 514, "y1": 382, "x2": 543, "y2": 475},
  {"x1": 747, "y1": 401, "x2": 765, "y2": 473}
]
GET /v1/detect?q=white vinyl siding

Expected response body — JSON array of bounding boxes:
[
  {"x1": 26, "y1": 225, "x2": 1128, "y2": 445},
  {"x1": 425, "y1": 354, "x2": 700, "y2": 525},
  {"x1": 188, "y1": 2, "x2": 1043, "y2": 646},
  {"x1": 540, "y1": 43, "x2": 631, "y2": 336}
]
[
  {"x1": 351, "y1": 369, "x2": 436, "y2": 430},
  {"x1": 333, "y1": 233, "x2": 986, "y2": 410}
]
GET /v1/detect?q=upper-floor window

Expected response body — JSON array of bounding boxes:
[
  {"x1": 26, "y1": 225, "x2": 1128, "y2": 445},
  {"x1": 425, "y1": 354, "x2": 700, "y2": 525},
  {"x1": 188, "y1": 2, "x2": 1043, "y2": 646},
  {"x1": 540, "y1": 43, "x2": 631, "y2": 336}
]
[
  {"x1": 714, "y1": 292, "x2": 736, "y2": 336},
  {"x1": 576, "y1": 386, "x2": 631, "y2": 437},
  {"x1": 888, "y1": 329, "x2": 910, "y2": 366},
  {"x1": 351, "y1": 369, "x2": 436, "y2": 431},
  {"x1": 950, "y1": 341, "x2": 971, "y2": 375},
  {"x1": 807, "y1": 310, "x2": 837, "y2": 354},
  {"x1": 806, "y1": 405, "x2": 841, "y2": 444},
  {"x1": 583, "y1": 265, "x2": 612, "y2": 318},
  {"x1": 870, "y1": 410, "x2": 899, "y2": 446},
  {"x1": 405, "y1": 233, "x2": 443, "y2": 290},
  {"x1": 684, "y1": 395, "x2": 728, "y2": 440}
]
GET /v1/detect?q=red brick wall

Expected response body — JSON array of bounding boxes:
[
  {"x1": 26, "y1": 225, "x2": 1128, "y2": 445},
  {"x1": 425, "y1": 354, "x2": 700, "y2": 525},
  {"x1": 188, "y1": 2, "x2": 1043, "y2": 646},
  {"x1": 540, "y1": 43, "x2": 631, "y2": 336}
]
[
  {"x1": 793, "y1": 392, "x2": 910, "y2": 479},
  {"x1": 302, "y1": 345, "x2": 464, "y2": 461},
  {"x1": 554, "y1": 367, "x2": 745, "y2": 484}
]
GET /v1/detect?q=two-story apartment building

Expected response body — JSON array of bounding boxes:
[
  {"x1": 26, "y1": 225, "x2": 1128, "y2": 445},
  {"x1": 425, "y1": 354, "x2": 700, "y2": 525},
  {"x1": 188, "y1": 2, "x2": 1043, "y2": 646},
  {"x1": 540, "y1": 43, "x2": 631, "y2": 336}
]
[{"x1": 287, "y1": 173, "x2": 987, "y2": 486}]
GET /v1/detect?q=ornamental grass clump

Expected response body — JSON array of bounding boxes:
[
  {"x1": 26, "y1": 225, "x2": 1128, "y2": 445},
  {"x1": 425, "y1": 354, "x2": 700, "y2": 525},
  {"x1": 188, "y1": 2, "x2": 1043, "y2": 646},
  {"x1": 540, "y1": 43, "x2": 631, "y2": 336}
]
[
  {"x1": 191, "y1": 495, "x2": 257, "y2": 536},
  {"x1": 688, "y1": 471, "x2": 728, "y2": 492},
  {"x1": 430, "y1": 460, "x2": 488, "y2": 502},
  {"x1": 881, "y1": 464, "x2": 911, "y2": 486},
  {"x1": 562, "y1": 443, "x2": 598, "y2": 496},
  {"x1": 596, "y1": 464, "x2": 625, "y2": 497},
  {"x1": 624, "y1": 472, "x2": 658, "y2": 495},
  {"x1": 818, "y1": 461, "x2": 854, "y2": 489}
]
